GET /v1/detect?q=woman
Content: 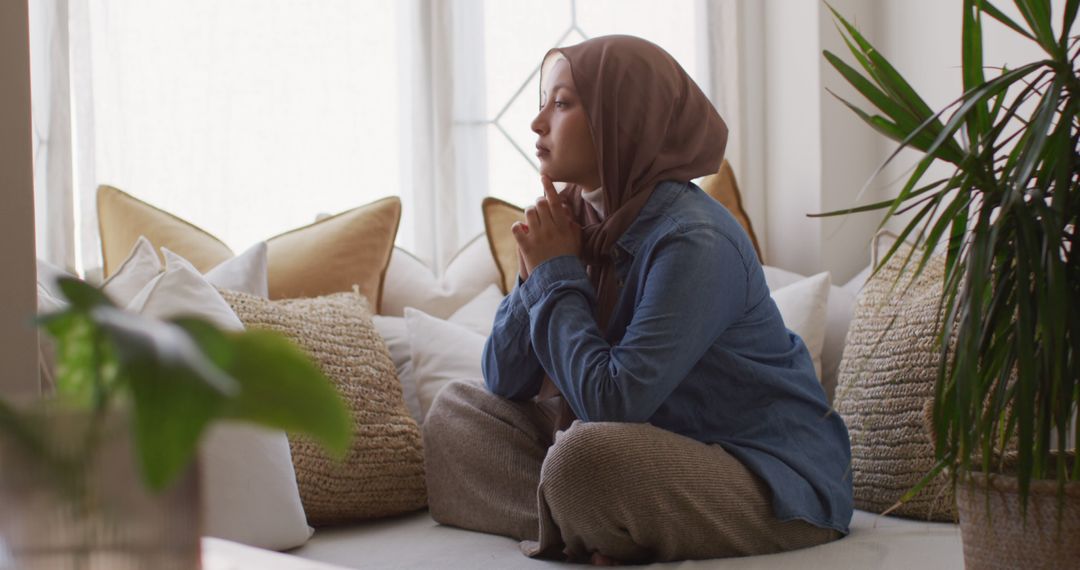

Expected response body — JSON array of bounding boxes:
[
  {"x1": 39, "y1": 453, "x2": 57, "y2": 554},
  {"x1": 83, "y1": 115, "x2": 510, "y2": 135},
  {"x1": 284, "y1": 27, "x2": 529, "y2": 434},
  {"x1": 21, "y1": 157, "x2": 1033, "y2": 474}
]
[{"x1": 423, "y1": 35, "x2": 852, "y2": 565}]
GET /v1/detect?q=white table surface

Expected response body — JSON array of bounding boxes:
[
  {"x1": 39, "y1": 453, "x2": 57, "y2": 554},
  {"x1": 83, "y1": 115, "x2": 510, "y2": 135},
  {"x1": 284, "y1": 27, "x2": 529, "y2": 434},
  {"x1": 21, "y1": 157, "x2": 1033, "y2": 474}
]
[{"x1": 203, "y1": 537, "x2": 351, "y2": 570}]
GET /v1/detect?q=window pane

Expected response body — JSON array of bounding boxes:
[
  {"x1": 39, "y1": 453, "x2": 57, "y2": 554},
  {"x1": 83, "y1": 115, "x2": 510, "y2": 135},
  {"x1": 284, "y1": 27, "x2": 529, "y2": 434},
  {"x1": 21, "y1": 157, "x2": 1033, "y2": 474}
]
[
  {"x1": 88, "y1": 0, "x2": 398, "y2": 252},
  {"x1": 483, "y1": 0, "x2": 701, "y2": 208}
]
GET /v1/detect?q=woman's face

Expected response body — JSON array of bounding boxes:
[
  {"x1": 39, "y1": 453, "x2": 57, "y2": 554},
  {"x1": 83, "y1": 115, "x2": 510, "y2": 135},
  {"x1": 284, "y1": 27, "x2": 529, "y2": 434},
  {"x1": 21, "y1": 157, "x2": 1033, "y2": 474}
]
[{"x1": 531, "y1": 58, "x2": 601, "y2": 191}]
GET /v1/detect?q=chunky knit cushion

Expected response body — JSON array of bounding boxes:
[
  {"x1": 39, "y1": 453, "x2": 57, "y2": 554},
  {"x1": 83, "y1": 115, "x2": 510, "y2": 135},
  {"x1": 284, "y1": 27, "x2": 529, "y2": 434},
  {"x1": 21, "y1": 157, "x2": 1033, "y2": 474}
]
[
  {"x1": 220, "y1": 289, "x2": 426, "y2": 525},
  {"x1": 833, "y1": 246, "x2": 956, "y2": 521}
]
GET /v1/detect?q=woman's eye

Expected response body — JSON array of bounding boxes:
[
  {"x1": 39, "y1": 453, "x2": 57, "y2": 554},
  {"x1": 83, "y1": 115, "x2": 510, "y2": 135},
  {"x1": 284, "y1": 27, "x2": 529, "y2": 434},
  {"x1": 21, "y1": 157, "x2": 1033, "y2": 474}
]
[{"x1": 554, "y1": 100, "x2": 568, "y2": 109}]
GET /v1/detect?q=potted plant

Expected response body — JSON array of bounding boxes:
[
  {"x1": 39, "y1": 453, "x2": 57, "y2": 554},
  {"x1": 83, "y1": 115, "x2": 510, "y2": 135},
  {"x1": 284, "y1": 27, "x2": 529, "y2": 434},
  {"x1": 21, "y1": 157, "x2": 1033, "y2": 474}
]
[
  {"x1": 818, "y1": 1, "x2": 1078, "y2": 567},
  {"x1": 0, "y1": 278, "x2": 353, "y2": 569}
]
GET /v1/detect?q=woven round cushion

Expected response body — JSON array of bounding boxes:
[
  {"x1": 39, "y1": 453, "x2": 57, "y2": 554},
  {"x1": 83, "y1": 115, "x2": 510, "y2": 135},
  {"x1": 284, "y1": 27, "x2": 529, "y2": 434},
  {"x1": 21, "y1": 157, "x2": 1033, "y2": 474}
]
[
  {"x1": 833, "y1": 245, "x2": 956, "y2": 521},
  {"x1": 221, "y1": 289, "x2": 426, "y2": 525}
]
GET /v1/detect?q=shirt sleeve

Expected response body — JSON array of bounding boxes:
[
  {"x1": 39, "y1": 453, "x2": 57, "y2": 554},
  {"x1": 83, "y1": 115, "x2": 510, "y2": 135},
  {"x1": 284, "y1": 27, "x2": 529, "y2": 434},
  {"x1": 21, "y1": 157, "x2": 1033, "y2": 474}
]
[
  {"x1": 518, "y1": 229, "x2": 749, "y2": 423},
  {"x1": 480, "y1": 274, "x2": 546, "y2": 400}
]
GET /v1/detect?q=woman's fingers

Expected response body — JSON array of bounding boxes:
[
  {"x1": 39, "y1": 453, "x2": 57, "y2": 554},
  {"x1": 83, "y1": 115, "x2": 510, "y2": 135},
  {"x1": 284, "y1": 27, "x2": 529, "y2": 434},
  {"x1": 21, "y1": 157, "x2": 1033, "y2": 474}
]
[
  {"x1": 535, "y1": 197, "x2": 560, "y2": 229},
  {"x1": 541, "y1": 175, "x2": 558, "y2": 199},
  {"x1": 540, "y1": 175, "x2": 571, "y2": 227},
  {"x1": 511, "y1": 221, "x2": 529, "y2": 245},
  {"x1": 524, "y1": 205, "x2": 541, "y2": 230}
]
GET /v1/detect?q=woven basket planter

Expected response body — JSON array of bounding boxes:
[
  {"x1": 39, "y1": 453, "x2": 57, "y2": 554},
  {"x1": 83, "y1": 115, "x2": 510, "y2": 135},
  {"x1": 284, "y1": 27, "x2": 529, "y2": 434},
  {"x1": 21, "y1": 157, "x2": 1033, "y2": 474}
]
[{"x1": 957, "y1": 457, "x2": 1080, "y2": 570}]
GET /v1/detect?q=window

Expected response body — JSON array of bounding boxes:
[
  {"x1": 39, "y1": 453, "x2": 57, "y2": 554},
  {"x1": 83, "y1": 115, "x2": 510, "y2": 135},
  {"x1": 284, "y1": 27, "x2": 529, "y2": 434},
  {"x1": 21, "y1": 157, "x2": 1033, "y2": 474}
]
[
  {"x1": 77, "y1": 0, "x2": 706, "y2": 266},
  {"x1": 87, "y1": 0, "x2": 400, "y2": 253},
  {"x1": 481, "y1": 0, "x2": 705, "y2": 208}
]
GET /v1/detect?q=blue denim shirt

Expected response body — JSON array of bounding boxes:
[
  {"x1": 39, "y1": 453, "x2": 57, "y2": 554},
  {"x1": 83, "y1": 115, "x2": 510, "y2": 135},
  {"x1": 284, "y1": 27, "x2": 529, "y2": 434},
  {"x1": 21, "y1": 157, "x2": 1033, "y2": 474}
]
[{"x1": 481, "y1": 180, "x2": 853, "y2": 533}]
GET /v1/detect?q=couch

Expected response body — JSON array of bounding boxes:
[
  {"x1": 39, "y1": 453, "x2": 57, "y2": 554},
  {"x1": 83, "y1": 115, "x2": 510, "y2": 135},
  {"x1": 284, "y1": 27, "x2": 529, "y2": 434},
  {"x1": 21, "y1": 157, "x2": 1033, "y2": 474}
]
[
  {"x1": 42, "y1": 188, "x2": 966, "y2": 568},
  {"x1": 279, "y1": 239, "x2": 964, "y2": 569}
]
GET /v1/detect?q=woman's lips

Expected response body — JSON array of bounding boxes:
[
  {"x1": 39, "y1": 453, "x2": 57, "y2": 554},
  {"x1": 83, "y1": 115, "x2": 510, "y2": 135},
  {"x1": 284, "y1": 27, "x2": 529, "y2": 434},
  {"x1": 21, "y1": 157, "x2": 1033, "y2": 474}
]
[{"x1": 535, "y1": 143, "x2": 550, "y2": 158}]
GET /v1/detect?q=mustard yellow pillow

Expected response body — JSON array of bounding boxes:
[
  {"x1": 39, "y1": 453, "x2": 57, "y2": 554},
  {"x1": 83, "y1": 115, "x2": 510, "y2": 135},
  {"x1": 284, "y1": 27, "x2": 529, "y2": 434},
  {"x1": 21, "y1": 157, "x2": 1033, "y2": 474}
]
[
  {"x1": 481, "y1": 197, "x2": 526, "y2": 295},
  {"x1": 97, "y1": 184, "x2": 233, "y2": 275},
  {"x1": 699, "y1": 160, "x2": 763, "y2": 262},
  {"x1": 97, "y1": 185, "x2": 401, "y2": 312}
]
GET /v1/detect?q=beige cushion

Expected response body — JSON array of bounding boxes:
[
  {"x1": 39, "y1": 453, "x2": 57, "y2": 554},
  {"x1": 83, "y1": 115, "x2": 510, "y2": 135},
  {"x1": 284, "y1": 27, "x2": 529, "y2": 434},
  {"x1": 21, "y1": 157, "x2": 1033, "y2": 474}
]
[
  {"x1": 699, "y1": 160, "x2": 763, "y2": 262},
  {"x1": 833, "y1": 245, "x2": 956, "y2": 521},
  {"x1": 481, "y1": 197, "x2": 526, "y2": 295},
  {"x1": 97, "y1": 184, "x2": 233, "y2": 276},
  {"x1": 96, "y1": 185, "x2": 400, "y2": 311},
  {"x1": 221, "y1": 289, "x2": 427, "y2": 525}
]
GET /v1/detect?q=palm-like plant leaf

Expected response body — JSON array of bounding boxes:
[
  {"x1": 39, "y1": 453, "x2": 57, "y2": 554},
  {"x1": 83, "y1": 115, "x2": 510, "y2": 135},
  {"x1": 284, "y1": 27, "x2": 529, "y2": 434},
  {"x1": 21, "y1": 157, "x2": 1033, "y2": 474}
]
[{"x1": 821, "y1": 0, "x2": 1080, "y2": 516}]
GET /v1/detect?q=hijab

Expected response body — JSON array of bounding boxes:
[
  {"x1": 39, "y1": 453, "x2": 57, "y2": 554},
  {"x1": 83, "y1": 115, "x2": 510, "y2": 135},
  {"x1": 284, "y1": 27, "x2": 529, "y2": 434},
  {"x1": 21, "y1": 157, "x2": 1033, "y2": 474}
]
[{"x1": 534, "y1": 35, "x2": 729, "y2": 432}]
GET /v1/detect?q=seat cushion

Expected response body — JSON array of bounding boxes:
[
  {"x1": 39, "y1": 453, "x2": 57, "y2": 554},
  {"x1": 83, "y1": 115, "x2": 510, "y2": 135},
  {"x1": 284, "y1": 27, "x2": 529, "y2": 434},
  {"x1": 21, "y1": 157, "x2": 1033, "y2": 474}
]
[{"x1": 291, "y1": 509, "x2": 961, "y2": 569}]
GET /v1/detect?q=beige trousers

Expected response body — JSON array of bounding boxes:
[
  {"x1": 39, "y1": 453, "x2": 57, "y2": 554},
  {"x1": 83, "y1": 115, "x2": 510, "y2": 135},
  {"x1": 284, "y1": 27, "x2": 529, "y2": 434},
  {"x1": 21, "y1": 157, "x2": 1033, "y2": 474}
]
[{"x1": 422, "y1": 380, "x2": 840, "y2": 563}]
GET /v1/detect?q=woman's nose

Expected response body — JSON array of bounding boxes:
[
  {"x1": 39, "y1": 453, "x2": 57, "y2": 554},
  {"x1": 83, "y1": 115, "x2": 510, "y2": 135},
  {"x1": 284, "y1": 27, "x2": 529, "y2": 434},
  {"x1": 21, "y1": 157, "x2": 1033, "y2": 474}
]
[{"x1": 531, "y1": 110, "x2": 547, "y2": 136}]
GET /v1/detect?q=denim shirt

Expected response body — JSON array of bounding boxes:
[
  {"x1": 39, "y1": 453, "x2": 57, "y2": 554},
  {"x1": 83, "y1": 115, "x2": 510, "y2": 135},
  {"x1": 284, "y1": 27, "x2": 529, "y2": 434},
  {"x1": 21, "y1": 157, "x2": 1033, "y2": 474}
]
[{"x1": 481, "y1": 180, "x2": 853, "y2": 533}]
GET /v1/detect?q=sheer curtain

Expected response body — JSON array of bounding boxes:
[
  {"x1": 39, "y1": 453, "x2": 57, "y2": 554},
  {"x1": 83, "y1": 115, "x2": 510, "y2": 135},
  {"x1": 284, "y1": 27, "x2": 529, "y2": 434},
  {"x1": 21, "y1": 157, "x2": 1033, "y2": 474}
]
[
  {"x1": 31, "y1": 0, "x2": 750, "y2": 276},
  {"x1": 28, "y1": 0, "x2": 75, "y2": 271}
]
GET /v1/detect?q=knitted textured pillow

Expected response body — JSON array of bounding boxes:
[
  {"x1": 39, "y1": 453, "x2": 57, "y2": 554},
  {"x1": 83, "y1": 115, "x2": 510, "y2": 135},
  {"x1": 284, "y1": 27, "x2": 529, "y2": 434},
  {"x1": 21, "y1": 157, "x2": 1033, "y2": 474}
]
[
  {"x1": 220, "y1": 289, "x2": 426, "y2": 525},
  {"x1": 833, "y1": 245, "x2": 957, "y2": 521}
]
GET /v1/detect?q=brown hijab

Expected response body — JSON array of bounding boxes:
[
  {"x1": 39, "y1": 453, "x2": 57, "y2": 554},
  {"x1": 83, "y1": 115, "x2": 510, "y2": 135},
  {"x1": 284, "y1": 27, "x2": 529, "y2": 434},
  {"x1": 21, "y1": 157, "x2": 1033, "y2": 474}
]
[{"x1": 534, "y1": 35, "x2": 729, "y2": 431}]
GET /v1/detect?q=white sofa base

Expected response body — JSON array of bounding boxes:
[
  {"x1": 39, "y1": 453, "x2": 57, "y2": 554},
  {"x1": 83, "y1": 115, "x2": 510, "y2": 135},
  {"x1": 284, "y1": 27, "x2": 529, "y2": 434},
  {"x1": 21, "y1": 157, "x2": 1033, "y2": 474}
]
[{"x1": 290, "y1": 509, "x2": 961, "y2": 569}]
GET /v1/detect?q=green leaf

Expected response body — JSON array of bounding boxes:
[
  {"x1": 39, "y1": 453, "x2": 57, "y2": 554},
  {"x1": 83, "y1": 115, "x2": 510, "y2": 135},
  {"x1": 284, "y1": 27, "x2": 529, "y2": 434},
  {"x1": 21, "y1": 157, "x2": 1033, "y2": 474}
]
[
  {"x1": 87, "y1": 308, "x2": 240, "y2": 490},
  {"x1": 218, "y1": 331, "x2": 353, "y2": 459},
  {"x1": 1014, "y1": 0, "x2": 1058, "y2": 53},
  {"x1": 91, "y1": 307, "x2": 239, "y2": 398},
  {"x1": 1063, "y1": 0, "x2": 1080, "y2": 45},
  {"x1": 962, "y1": 0, "x2": 990, "y2": 147},
  {"x1": 981, "y1": 1, "x2": 1038, "y2": 41},
  {"x1": 827, "y1": 3, "x2": 942, "y2": 130},
  {"x1": 125, "y1": 360, "x2": 226, "y2": 491},
  {"x1": 56, "y1": 277, "x2": 115, "y2": 311}
]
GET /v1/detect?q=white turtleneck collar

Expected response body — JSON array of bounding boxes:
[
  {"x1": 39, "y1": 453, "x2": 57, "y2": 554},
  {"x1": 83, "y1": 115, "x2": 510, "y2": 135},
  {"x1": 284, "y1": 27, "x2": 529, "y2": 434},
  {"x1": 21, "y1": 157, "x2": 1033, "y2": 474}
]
[{"x1": 581, "y1": 187, "x2": 605, "y2": 219}]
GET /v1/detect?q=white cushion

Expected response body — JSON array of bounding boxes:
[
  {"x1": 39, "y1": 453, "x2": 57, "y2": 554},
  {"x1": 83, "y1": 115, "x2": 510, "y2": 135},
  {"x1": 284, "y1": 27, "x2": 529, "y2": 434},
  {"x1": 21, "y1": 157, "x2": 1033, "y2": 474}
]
[
  {"x1": 380, "y1": 235, "x2": 502, "y2": 318},
  {"x1": 404, "y1": 307, "x2": 487, "y2": 421},
  {"x1": 763, "y1": 265, "x2": 855, "y2": 403},
  {"x1": 101, "y1": 236, "x2": 162, "y2": 306},
  {"x1": 770, "y1": 272, "x2": 831, "y2": 380},
  {"x1": 122, "y1": 247, "x2": 312, "y2": 551},
  {"x1": 36, "y1": 259, "x2": 77, "y2": 394},
  {"x1": 130, "y1": 250, "x2": 246, "y2": 331},
  {"x1": 447, "y1": 284, "x2": 505, "y2": 336},
  {"x1": 762, "y1": 265, "x2": 805, "y2": 291},
  {"x1": 371, "y1": 315, "x2": 421, "y2": 423},
  {"x1": 205, "y1": 242, "x2": 269, "y2": 298}
]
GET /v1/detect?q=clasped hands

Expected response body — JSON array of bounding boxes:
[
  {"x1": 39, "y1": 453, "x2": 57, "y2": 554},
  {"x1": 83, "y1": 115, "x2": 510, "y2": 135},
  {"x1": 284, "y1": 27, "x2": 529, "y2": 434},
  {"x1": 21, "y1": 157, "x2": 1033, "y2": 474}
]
[{"x1": 513, "y1": 175, "x2": 583, "y2": 280}]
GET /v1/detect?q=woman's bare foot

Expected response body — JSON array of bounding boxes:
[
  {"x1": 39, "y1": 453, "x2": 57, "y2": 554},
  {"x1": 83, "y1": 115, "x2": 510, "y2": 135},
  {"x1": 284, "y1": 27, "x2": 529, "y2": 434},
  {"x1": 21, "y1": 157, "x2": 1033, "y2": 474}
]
[{"x1": 589, "y1": 552, "x2": 620, "y2": 566}]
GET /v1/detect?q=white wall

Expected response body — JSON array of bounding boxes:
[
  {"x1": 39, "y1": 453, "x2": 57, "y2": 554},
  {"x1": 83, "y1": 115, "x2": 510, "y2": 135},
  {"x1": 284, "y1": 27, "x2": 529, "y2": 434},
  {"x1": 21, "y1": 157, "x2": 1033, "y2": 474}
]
[
  {"x1": 875, "y1": 0, "x2": 1061, "y2": 237},
  {"x1": 762, "y1": 0, "x2": 880, "y2": 283},
  {"x1": 0, "y1": 0, "x2": 40, "y2": 398},
  {"x1": 760, "y1": 0, "x2": 1061, "y2": 283}
]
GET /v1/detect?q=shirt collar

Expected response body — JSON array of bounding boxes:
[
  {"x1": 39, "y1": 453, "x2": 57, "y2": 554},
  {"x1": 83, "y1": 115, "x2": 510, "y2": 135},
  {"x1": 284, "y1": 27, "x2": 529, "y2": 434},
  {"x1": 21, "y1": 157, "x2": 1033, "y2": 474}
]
[{"x1": 614, "y1": 181, "x2": 685, "y2": 259}]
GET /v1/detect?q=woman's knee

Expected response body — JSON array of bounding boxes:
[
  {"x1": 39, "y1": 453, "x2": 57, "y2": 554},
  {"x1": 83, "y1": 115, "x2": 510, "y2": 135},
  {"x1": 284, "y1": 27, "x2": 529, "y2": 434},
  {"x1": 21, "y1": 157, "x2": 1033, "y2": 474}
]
[
  {"x1": 422, "y1": 380, "x2": 486, "y2": 438},
  {"x1": 540, "y1": 421, "x2": 636, "y2": 504}
]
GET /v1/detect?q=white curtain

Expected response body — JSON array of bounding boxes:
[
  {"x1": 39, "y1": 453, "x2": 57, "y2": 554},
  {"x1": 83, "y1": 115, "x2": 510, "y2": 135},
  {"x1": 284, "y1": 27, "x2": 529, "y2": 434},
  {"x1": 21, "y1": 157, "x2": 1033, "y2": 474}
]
[
  {"x1": 399, "y1": 0, "x2": 489, "y2": 270},
  {"x1": 703, "y1": 0, "x2": 766, "y2": 255},
  {"x1": 28, "y1": 0, "x2": 75, "y2": 272},
  {"x1": 31, "y1": 0, "x2": 754, "y2": 276}
]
